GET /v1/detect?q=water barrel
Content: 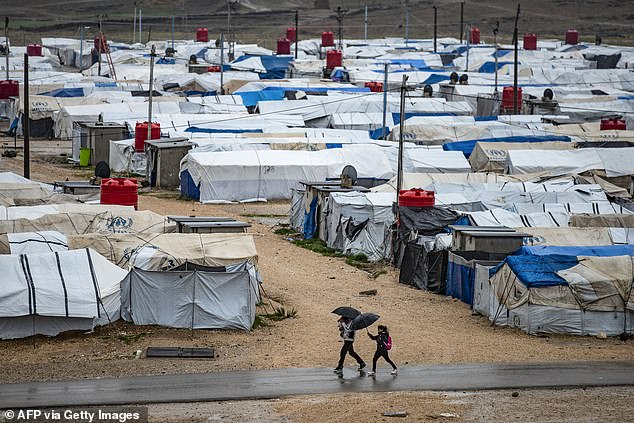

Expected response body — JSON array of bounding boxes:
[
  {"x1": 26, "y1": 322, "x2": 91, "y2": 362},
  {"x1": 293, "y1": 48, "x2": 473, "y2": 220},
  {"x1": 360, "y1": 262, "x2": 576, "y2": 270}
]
[
  {"x1": 501, "y1": 86, "x2": 522, "y2": 112},
  {"x1": 196, "y1": 27, "x2": 209, "y2": 42},
  {"x1": 27, "y1": 44, "x2": 42, "y2": 56},
  {"x1": 135, "y1": 122, "x2": 161, "y2": 152},
  {"x1": 565, "y1": 29, "x2": 579, "y2": 45},
  {"x1": 398, "y1": 189, "x2": 435, "y2": 207},
  {"x1": 0, "y1": 80, "x2": 19, "y2": 99},
  {"x1": 207, "y1": 65, "x2": 221, "y2": 72},
  {"x1": 523, "y1": 33, "x2": 537, "y2": 50},
  {"x1": 364, "y1": 81, "x2": 383, "y2": 92},
  {"x1": 100, "y1": 178, "x2": 138, "y2": 210},
  {"x1": 600, "y1": 119, "x2": 626, "y2": 130},
  {"x1": 321, "y1": 31, "x2": 335, "y2": 47},
  {"x1": 470, "y1": 27, "x2": 480, "y2": 44},
  {"x1": 277, "y1": 38, "x2": 291, "y2": 55},
  {"x1": 326, "y1": 49, "x2": 342, "y2": 69},
  {"x1": 286, "y1": 27, "x2": 297, "y2": 43}
]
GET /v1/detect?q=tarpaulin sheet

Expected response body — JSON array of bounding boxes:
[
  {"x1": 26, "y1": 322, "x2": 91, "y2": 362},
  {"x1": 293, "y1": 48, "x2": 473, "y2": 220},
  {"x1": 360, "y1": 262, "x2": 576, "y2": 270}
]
[
  {"x1": 496, "y1": 254, "x2": 579, "y2": 287},
  {"x1": 443, "y1": 135, "x2": 571, "y2": 158},
  {"x1": 517, "y1": 245, "x2": 634, "y2": 257}
]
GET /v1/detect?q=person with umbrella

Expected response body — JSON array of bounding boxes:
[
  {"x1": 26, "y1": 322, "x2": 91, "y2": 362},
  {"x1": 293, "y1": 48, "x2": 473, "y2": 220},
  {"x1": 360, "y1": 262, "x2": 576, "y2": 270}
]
[{"x1": 332, "y1": 307, "x2": 366, "y2": 374}]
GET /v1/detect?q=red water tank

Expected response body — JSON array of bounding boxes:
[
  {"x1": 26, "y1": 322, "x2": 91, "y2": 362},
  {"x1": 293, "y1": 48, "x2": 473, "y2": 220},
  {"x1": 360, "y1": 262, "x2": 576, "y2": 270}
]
[
  {"x1": 277, "y1": 38, "x2": 291, "y2": 55},
  {"x1": 321, "y1": 31, "x2": 335, "y2": 47},
  {"x1": 286, "y1": 27, "x2": 297, "y2": 43},
  {"x1": 135, "y1": 122, "x2": 161, "y2": 152},
  {"x1": 27, "y1": 44, "x2": 42, "y2": 56},
  {"x1": 600, "y1": 119, "x2": 626, "y2": 130},
  {"x1": 565, "y1": 29, "x2": 579, "y2": 45},
  {"x1": 502, "y1": 86, "x2": 523, "y2": 113},
  {"x1": 523, "y1": 33, "x2": 537, "y2": 50},
  {"x1": 100, "y1": 178, "x2": 138, "y2": 210},
  {"x1": 196, "y1": 27, "x2": 209, "y2": 42},
  {"x1": 470, "y1": 27, "x2": 480, "y2": 44},
  {"x1": 364, "y1": 81, "x2": 383, "y2": 92},
  {"x1": 94, "y1": 35, "x2": 109, "y2": 52},
  {"x1": 0, "y1": 80, "x2": 19, "y2": 99},
  {"x1": 326, "y1": 49, "x2": 342, "y2": 69},
  {"x1": 398, "y1": 189, "x2": 435, "y2": 207},
  {"x1": 207, "y1": 65, "x2": 221, "y2": 72}
]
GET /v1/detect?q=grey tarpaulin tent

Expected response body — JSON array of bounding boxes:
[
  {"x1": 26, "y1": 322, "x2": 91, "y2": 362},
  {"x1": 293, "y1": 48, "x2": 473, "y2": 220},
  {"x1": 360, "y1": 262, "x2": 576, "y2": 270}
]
[{"x1": 121, "y1": 261, "x2": 259, "y2": 331}]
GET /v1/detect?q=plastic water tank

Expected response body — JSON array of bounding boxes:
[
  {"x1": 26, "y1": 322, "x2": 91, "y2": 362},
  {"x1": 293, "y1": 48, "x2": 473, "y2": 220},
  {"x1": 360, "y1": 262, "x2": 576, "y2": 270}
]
[
  {"x1": 277, "y1": 38, "x2": 291, "y2": 55},
  {"x1": 502, "y1": 86, "x2": 522, "y2": 112},
  {"x1": 470, "y1": 27, "x2": 480, "y2": 44},
  {"x1": 600, "y1": 119, "x2": 626, "y2": 130},
  {"x1": 565, "y1": 29, "x2": 579, "y2": 45},
  {"x1": 0, "y1": 80, "x2": 19, "y2": 99},
  {"x1": 321, "y1": 31, "x2": 335, "y2": 47},
  {"x1": 207, "y1": 65, "x2": 221, "y2": 72},
  {"x1": 100, "y1": 178, "x2": 138, "y2": 210},
  {"x1": 196, "y1": 28, "x2": 209, "y2": 42},
  {"x1": 135, "y1": 122, "x2": 161, "y2": 152},
  {"x1": 326, "y1": 49, "x2": 342, "y2": 69},
  {"x1": 27, "y1": 44, "x2": 42, "y2": 56},
  {"x1": 398, "y1": 189, "x2": 435, "y2": 207},
  {"x1": 523, "y1": 33, "x2": 537, "y2": 50},
  {"x1": 286, "y1": 27, "x2": 297, "y2": 43},
  {"x1": 364, "y1": 81, "x2": 383, "y2": 92}
]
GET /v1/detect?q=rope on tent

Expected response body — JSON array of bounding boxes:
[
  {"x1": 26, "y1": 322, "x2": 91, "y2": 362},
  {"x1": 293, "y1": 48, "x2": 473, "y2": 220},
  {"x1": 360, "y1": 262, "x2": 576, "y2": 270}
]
[{"x1": 491, "y1": 265, "x2": 515, "y2": 326}]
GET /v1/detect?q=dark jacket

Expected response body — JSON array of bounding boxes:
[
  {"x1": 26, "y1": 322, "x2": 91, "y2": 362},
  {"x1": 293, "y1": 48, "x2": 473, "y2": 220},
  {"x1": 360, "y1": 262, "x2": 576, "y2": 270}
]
[{"x1": 369, "y1": 331, "x2": 389, "y2": 351}]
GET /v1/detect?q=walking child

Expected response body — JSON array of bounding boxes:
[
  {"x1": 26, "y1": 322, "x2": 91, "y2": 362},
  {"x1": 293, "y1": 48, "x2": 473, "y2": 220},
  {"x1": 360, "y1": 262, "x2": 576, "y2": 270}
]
[
  {"x1": 366, "y1": 325, "x2": 397, "y2": 376},
  {"x1": 334, "y1": 316, "x2": 366, "y2": 374}
]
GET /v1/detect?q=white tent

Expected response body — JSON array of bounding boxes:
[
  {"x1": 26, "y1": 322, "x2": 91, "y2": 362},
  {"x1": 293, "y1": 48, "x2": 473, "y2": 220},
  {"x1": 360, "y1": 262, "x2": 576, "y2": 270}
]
[{"x1": 0, "y1": 248, "x2": 127, "y2": 339}]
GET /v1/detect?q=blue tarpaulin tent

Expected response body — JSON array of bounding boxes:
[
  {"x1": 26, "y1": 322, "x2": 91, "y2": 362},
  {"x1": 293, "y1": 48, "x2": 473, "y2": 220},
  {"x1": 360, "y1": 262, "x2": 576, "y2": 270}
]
[
  {"x1": 442, "y1": 135, "x2": 572, "y2": 158},
  {"x1": 39, "y1": 88, "x2": 85, "y2": 97},
  {"x1": 517, "y1": 245, "x2": 634, "y2": 257},
  {"x1": 236, "y1": 86, "x2": 369, "y2": 108}
]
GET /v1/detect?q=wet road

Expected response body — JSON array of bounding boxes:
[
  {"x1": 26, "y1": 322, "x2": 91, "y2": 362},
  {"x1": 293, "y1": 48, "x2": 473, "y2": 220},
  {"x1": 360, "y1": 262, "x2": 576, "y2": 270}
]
[{"x1": 1, "y1": 361, "x2": 633, "y2": 408}]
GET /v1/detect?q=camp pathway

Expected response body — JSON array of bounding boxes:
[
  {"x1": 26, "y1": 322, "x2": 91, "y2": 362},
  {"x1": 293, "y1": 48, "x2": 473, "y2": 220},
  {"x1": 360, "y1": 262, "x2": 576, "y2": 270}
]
[{"x1": 2, "y1": 361, "x2": 634, "y2": 408}]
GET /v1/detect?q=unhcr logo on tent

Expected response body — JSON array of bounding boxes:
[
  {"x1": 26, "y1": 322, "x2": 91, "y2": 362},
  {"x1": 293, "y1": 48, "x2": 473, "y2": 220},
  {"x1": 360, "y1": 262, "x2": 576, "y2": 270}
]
[{"x1": 106, "y1": 216, "x2": 133, "y2": 233}]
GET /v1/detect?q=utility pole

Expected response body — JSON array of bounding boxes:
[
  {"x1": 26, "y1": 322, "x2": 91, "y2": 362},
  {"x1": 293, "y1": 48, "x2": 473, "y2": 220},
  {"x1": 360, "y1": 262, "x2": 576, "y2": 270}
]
[
  {"x1": 513, "y1": 4, "x2": 520, "y2": 114},
  {"x1": 23, "y1": 53, "x2": 30, "y2": 179},
  {"x1": 364, "y1": 3, "x2": 368, "y2": 41},
  {"x1": 139, "y1": 9, "x2": 142, "y2": 44},
  {"x1": 493, "y1": 20, "x2": 499, "y2": 93},
  {"x1": 79, "y1": 25, "x2": 84, "y2": 71},
  {"x1": 147, "y1": 44, "x2": 155, "y2": 141},
  {"x1": 171, "y1": 16, "x2": 175, "y2": 52},
  {"x1": 465, "y1": 24, "x2": 470, "y2": 71},
  {"x1": 433, "y1": 5, "x2": 437, "y2": 53},
  {"x1": 133, "y1": 6, "x2": 136, "y2": 43},
  {"x1": 147, "y1": 25, "x2": 152, "y2": 43},
  {"x1": 460, "y1": 2, "x2": 464, "y2": 43},
  {"x1": 335, "y1": 6, "x2": 346, "y2": 50},
  {"x1": 396, "y1": 75, "x2": 408, "y2": 199},
  {"x1": 97, "y1": 16, "x2": 102, "y2": 76},
  {"x1": 404, "y1": 0, "x2": 409, "y2": 44},
  {"x1": 5, "y1": 17, "x2": 9, "y2": 80},
  {"x1": 294, "y1": 9, "x2": 298, "y2": 60},
  {"x1": 382, "y1": 63, "x2": 389, "y2": 140},
  {"x1": 220, "y1": 31, "x2": 225, "y2": 95}
]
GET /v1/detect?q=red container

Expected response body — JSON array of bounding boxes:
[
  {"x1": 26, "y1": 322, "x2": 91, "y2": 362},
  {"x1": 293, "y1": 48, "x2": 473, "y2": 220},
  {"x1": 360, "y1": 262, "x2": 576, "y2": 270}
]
[
  {"x1": 277, "y1": 38, "x2": 291, "y2": 55},
  {"x1": 27, "y1": 44, "x2": 42, "y2": 56},
  {"x1": 321, "y1": 31, "x2": 335, "y2": 47},
  {"x1": 523, "y1": 33, "x2": 537, "y2": 50},
  {"x1": 470, "y1": 27, "x2": 480, "y2": 44},
  {"x1": 196, "y1": 27, "x2": 209, "y2": 42},
  {"x1": 399, "y1": 189, "x2": 435, "y2": 207},
  {"x1": 100, "y1": 178, "x2": 138, "y2": 210},
  {"x1": 364, "y1": 81, "x2": 383, "y2": 92},
  {"x1": 600, "y1": 119, "x2": 626, "y2": 130},
  {"x1": 94, "y1": 35, "x2": 109, "y2": 53},
  {"x1": 565, "y1": 29, "x2": 578, "y2": 45},
  {"x1": 326, "y1": 49, "x2": 342, "y2": 69},
  {"x1": 135, "y1": 121, "x2": 161, "y2": 152},
  {"x1": 207, "y1": 65, "x2": 221, "y2": 72},
  {"x1": 502, "y1": 86, "x2": 522, "y2": 112},
  {"x1": 286, "y1": 27, "x2": 297, "y2": 43},
  {"x1": 0, "y1": 80, "x2": 19, "y2": 99}
]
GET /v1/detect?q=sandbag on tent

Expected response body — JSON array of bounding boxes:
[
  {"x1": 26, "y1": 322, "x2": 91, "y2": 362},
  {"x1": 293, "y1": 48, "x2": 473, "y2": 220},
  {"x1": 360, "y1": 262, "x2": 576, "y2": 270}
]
[
  {"x1": 121, "y1": 261, "x2": 259, "y2": 331},
  {"x1": 0, "y1": 231, "x2": 68, "y2": 254},
  {"x1": 0, "y1": 248, "x2": 127, "y2": 339},
  {"x1": 570, "y1": 214, "x2": 634, "y2": 229},
  {"x1": 67, "y1": 233, "x2": 258, "y2": 270}
]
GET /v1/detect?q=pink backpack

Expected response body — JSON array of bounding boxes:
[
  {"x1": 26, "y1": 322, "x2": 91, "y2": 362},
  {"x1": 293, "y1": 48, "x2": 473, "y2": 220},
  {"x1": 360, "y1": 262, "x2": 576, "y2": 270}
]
[{"x1": 385, "y1": 335, "x2": 392, "y2": 351}]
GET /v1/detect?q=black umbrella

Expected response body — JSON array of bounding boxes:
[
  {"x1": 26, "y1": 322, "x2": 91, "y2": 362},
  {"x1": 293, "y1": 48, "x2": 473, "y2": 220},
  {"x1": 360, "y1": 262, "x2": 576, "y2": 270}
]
[
  {"x1": 350, "y1": 312, "x2": 380, "y2": 331},
  {"x1": 332, "y1": 306, "x2": 361, "y2": 319}
]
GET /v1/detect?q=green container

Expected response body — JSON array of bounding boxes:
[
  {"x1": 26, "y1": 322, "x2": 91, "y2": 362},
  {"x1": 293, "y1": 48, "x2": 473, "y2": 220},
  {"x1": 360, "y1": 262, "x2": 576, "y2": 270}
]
[{"x1": 79, "y1": 147, "x2": 91, "y2": 167}]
